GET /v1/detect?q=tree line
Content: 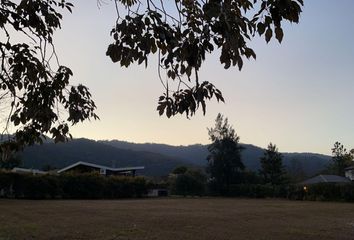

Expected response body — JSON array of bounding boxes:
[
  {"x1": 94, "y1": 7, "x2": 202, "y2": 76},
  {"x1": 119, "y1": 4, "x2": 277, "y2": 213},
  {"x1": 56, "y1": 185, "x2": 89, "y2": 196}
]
[
  {"x1": 169, "y1": 113, "x2": 288, "y2": 196},
  {"x1": 169, "y1": 114, "x2": 354, "y2": 197}
]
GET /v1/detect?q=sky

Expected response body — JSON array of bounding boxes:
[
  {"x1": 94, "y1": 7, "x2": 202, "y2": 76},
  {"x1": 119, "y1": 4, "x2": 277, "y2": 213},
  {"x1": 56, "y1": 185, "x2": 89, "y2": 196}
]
[{"x1": 51, "y1": 0, "x2": 354, "y2": 155}]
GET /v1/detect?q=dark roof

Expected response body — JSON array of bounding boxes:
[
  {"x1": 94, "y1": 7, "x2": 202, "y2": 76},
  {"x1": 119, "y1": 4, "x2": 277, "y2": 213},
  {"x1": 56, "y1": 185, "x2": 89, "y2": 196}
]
[
  {"x1": 57, "y1": 161, "x2": 144, "y2": 173},
  {"x1": 345, "y1": 166, "x2": 354, "y2": 170},
  {"x1": 300, "y1": 175, "x2": 350, "y2": 185}
]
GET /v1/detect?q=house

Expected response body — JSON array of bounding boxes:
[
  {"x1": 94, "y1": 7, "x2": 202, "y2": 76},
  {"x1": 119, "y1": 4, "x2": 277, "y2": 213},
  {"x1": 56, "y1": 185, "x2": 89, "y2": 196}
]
[
  {"x1": 56, "y1": 161, "x2": 144, "y2": 176},
  {"x1": 300, "y1": 174, "x2": 350, "y2": 186},
  {"x1": 345, "y1": 166, "x2": 354, "y2": 181}
]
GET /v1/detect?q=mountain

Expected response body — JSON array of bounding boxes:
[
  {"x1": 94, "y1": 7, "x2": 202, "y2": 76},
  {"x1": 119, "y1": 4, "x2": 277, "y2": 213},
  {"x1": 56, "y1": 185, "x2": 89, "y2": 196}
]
[
  {"x1": 99, "y1": 140, "x2": 209, "y2": 166},
  {"x1": 18, "y1": 138, "x2": 331, "y2": 177},
  {"x1": 100, "y1": 140, "x2": 331, "y2": 176},
  {"x1": 19, "y1": 138, "x2": 193, "y2": 176}
]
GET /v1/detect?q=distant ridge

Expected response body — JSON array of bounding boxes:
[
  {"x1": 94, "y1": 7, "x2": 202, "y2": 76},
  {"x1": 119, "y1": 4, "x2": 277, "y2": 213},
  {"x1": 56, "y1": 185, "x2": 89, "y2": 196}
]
[
  {"x1": 100, "y1": 140, "x2": 331, "y2": 176},
  {"x1": 20, "y1": 138, "x2": 193, "y2": 176},
  {"x1": 18, "y1": 138, "x2": 331, "y2": 177}
]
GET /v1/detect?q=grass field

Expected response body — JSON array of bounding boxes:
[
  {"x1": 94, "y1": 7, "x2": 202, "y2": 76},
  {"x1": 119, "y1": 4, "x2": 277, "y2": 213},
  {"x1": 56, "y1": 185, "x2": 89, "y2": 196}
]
[{"x1": 0, "y1": 198, "x2": 353, "y2": 240}]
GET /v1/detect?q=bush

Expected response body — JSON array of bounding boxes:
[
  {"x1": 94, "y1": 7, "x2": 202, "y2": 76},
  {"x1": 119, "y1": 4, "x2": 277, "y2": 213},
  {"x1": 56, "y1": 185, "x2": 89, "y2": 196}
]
[
  {"x1": 0, "y1": 171, "x2": 147, "y2": 199},
  {"x1": 169, "y1": 169, "x2": 207, "y2": 196},
  {"x1": 0, "y1": 171, "x2": 20, "y2": 197},
  {"x1": 60, "y1": 173, "x2": 105, "y2": 199},
  {"x1": 22, "y1": 174, "x2": 62, "y2": 199},
  {"x1": 104, "y1": 176, "x2": 146, "y2": 198}
]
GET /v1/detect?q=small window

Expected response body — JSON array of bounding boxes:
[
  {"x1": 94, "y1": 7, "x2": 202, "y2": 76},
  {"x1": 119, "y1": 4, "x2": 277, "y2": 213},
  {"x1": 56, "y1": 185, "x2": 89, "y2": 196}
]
[{"x1": 100, "y1": 168, "x2": 106, "y2": 175}]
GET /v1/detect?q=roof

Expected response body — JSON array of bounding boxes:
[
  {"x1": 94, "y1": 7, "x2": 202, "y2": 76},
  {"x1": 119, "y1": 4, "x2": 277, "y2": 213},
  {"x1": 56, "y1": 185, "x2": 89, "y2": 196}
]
[
  {"x1": 57, "y1": 161, "x2": 144, "y2": 173},
  {"x1": 300, "y1": 175, "x2": 350, "y2": 185}
]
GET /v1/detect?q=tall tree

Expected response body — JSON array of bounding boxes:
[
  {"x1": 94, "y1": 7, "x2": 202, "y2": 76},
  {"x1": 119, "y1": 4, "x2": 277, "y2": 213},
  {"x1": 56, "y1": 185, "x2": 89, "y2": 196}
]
[
  {"x1": 207, "y1": 113, "x2": 244, "y2": 194},
  {"x1": 259, "y1": 143, "x2": 286, "y2": 185},
  {"x1": 328, "y1": 142, "x2": 353, "y2": 176}
]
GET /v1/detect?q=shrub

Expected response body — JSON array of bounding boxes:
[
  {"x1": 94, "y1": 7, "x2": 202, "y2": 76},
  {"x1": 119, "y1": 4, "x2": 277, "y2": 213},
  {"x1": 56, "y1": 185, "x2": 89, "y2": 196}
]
[
  {"x1": 60, "y1": 173, "x2": 105, "y2": 199},
  {"x1": 169, "y1": 169, "x2": 207, "y2": 196}
]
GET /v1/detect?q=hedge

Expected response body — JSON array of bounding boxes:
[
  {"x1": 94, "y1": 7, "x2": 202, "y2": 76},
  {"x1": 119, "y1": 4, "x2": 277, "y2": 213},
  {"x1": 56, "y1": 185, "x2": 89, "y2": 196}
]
[
  {"x1": 3, "y1": 170, "x2": 354, "y2": 202},
  {"x1": 225, "y1": 184, "x2": 291, "y2": 198},
  {"x1": 0, "y1": 171, "x2": 147, "y2": 199},
  {"x1": 169, "y1": 170, "x2": 207, "y2": 196},
  {"x1": 303, "y1": 183, "x2": 354, "y2": 202},
  {"x1": 225, "y1": 183, "x2": 354, "y2": 202}
]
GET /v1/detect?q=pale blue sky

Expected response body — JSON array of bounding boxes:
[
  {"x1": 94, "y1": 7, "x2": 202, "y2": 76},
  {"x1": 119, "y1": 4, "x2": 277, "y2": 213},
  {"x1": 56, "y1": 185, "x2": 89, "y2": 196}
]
[{"x1": 53, "y1": 0, "x2": 354, "y2": 154}]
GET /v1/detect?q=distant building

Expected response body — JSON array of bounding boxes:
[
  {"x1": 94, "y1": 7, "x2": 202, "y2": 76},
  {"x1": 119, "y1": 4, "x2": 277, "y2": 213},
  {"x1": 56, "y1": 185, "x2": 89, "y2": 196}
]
[
  {"x1": 56, "y1": 161, "x2": 144, "y2": 177},
  {"x1": 147, "y1": 188, "x2": 169, "y2": 197},
  {"x1": 345, "y1": 166, "x2": 354, "y2": 181},
  {"x1": 300, "y1": 174, "x2": 351, "y2": 185},
  {"x1": 12, "y1": 167, "x2": 47, "y2": 175}
]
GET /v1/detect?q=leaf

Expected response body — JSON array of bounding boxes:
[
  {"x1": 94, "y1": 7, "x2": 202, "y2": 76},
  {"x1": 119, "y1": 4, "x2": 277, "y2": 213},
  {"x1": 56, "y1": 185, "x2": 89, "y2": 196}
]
[
  {"x1": 151, "y1": 41, "x2": 157, "y2": 53},
  {"x1": 201, "y1": 101, "x2": 206, "y2": 115},
  {"x1": 244, "y1": 48, "x2": 256, "y2": 60},
  {"x1": 275, "y1": 27, "x2": 283, "y2": 43},
  {"x1": 166, "y1": 106, "x2": 172, "y2": 118},
  {"x1": 156, "y1": 102, "x2": 166, "y2": 116},
  {"x1": 265, "y1": 28, "x2": 273, "y2": 43},
  {"x1": 237, "y1": 57, "x2": 243, "y2": 70},
  {"x1": 223, "y1": 59, "x2": 231, "y2": 69},
  {"x1": 257, "y1": 22, "x2": 265, "y2": 35}
]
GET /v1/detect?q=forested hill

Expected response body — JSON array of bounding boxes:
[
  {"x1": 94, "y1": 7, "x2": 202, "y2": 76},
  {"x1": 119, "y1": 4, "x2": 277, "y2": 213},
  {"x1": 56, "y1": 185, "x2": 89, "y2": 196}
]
[
  {"x1": 20, "y1": 138, "x2": 192, "y2": 176},
  {"x1": 19, "y1": 138, "x2": 331, "y2": 177},
  {"x1": 100, "y1": 140, "x2": 331, "y2": 176}
]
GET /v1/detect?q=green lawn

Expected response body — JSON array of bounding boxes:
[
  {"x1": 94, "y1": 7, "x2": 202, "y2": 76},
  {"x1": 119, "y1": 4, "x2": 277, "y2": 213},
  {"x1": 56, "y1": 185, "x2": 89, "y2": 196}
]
[{"x1": 0, "y1": 198, "x2": 353, "y2": 240}]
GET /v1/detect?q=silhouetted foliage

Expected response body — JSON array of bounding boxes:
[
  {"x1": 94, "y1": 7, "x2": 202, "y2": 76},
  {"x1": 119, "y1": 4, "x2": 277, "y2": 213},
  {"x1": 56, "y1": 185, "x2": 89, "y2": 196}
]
[
  {"x1": 107, "y1": 0, "x2": 303, "y2": 117},
  {"x1": 0, "y1": 0, "x2": 304, "y2": 154},
  {"x1": 240, "y1": 170, "x2": 262, "y2": 184},
  {"x1": 0, "y1": 0, "x2": 98, "y2": 151},
  {"x1": 327, "y1": 142, "x2": 353, "y2": 176},
  {"x1": 0, "y1": 152, "x2": 21, "y2": 169},
  {"x1": 172, "y1": 166, "x2": 188, "y2": 174},
  {"x1": 259, "y1": 143, "x2": 287, "y2": 185},
  {"x1": 169, "y1": 168, "x2": 207, "y2": 196},
  {"x1": 207, "y1": 113, "x2": 244, "y2": 194}
]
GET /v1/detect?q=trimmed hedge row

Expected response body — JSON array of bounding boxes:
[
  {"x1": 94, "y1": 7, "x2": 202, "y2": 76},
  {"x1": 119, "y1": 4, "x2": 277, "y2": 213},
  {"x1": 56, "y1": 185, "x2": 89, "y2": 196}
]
[
  {"x1": 220, "y1": 183, "x2": 354, "y2": 202},
  {"x1": 0, "y1": 171, "x2": 147, "y2": 199},
  {"x1": 219, "y1": 184, "x2": 292, "y2": 198},
  {"x1": 2, "y1": 171, "x2": 354, "y2": 202},
  {"x1": 304, "y1": 183, "x2": 354, "y2": 202}
]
